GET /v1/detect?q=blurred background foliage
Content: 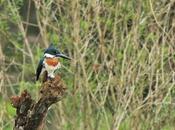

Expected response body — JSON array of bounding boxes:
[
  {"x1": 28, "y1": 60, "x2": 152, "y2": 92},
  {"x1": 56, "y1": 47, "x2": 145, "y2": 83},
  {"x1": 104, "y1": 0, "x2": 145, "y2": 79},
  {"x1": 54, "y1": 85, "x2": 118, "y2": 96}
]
[{"x1": 0, "y1": 0, "x2": 175, "y2": 130}]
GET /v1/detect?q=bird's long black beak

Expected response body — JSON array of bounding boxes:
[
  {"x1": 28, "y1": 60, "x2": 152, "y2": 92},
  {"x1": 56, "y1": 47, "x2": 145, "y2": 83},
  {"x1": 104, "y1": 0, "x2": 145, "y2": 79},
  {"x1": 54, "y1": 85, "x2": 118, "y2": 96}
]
[{"x1": 56, "y1": 53, "x2": 71, "y2": 60}]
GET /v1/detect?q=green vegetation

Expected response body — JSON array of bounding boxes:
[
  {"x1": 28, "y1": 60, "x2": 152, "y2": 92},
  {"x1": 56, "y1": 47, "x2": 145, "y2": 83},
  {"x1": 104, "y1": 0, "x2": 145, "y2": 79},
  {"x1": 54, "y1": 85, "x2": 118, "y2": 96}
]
[{"x1": 0, "y1": 0, "x2": 175, "y2": 130}]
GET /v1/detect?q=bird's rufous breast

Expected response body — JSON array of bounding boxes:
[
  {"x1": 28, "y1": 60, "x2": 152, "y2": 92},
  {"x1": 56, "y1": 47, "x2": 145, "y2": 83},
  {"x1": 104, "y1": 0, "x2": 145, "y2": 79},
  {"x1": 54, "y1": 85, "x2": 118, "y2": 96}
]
[{"x1": 45, "y1": 57, "x2": 59, "y2": 67}]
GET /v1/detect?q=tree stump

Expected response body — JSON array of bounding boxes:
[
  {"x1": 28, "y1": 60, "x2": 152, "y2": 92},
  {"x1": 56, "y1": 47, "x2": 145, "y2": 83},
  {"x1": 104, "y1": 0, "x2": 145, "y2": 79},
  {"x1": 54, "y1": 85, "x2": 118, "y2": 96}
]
[{"x1": 10, "y1": 75, "x2": 67, "y2": 130}]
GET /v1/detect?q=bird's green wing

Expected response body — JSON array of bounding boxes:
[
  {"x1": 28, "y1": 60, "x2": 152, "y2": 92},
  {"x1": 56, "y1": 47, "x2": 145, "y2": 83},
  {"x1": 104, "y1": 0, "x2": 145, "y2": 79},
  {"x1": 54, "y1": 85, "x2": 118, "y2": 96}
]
[{"x1": 36, "y1": 57, "x2": 44, "y2": 81}]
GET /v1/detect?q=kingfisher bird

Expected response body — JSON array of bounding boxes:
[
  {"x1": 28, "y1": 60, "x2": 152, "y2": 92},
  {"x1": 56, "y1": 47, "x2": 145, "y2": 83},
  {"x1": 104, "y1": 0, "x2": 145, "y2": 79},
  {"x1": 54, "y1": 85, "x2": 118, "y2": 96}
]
[{"x1": 36, "y1": 44, "x2": 71, "y2": 81}]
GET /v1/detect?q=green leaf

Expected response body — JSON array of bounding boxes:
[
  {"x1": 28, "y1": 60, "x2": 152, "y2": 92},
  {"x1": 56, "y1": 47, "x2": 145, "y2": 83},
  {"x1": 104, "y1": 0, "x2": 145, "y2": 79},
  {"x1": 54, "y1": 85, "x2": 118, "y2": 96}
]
[
  {"x1": 6, "y1": 102, "x2": 16, "y2": 117},
  {"x1": 4, "y1": 124, "x2": 13, "y2": 130}
]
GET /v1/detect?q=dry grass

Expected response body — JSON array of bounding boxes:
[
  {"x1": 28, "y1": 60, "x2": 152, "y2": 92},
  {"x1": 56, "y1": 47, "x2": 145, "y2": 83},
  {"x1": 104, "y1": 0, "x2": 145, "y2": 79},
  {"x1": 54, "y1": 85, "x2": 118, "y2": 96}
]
[{"x1": 0, "y1": 0, "x2": 175, "y2": 130}]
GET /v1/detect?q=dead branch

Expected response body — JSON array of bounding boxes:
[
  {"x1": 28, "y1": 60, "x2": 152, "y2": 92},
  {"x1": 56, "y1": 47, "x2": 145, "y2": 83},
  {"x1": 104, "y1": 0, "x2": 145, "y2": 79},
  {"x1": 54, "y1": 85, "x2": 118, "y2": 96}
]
[{"x1": 10, "y1": 75, "x2": 67, "y2": 130}]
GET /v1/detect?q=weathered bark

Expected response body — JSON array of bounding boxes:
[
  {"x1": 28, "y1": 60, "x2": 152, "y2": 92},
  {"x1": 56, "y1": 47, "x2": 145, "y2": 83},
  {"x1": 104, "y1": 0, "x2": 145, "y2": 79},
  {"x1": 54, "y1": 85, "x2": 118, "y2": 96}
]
[{"x1": 10, "y1": 75, "x2": 67, "y2": 130}]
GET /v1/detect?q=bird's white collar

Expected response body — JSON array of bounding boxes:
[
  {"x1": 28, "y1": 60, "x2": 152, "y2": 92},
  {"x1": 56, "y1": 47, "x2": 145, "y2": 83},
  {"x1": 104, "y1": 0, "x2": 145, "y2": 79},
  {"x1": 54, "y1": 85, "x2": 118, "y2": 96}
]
[{"x1": 44, "y1": 53, "x2": 55, "y2": 58}]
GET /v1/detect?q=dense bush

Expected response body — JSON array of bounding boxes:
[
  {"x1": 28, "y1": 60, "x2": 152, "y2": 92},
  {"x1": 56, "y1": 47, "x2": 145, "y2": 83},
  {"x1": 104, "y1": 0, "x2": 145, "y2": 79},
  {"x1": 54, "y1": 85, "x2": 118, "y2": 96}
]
[{"x1": 0, "y1": 0, "x2": 175, "y2": 129}]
